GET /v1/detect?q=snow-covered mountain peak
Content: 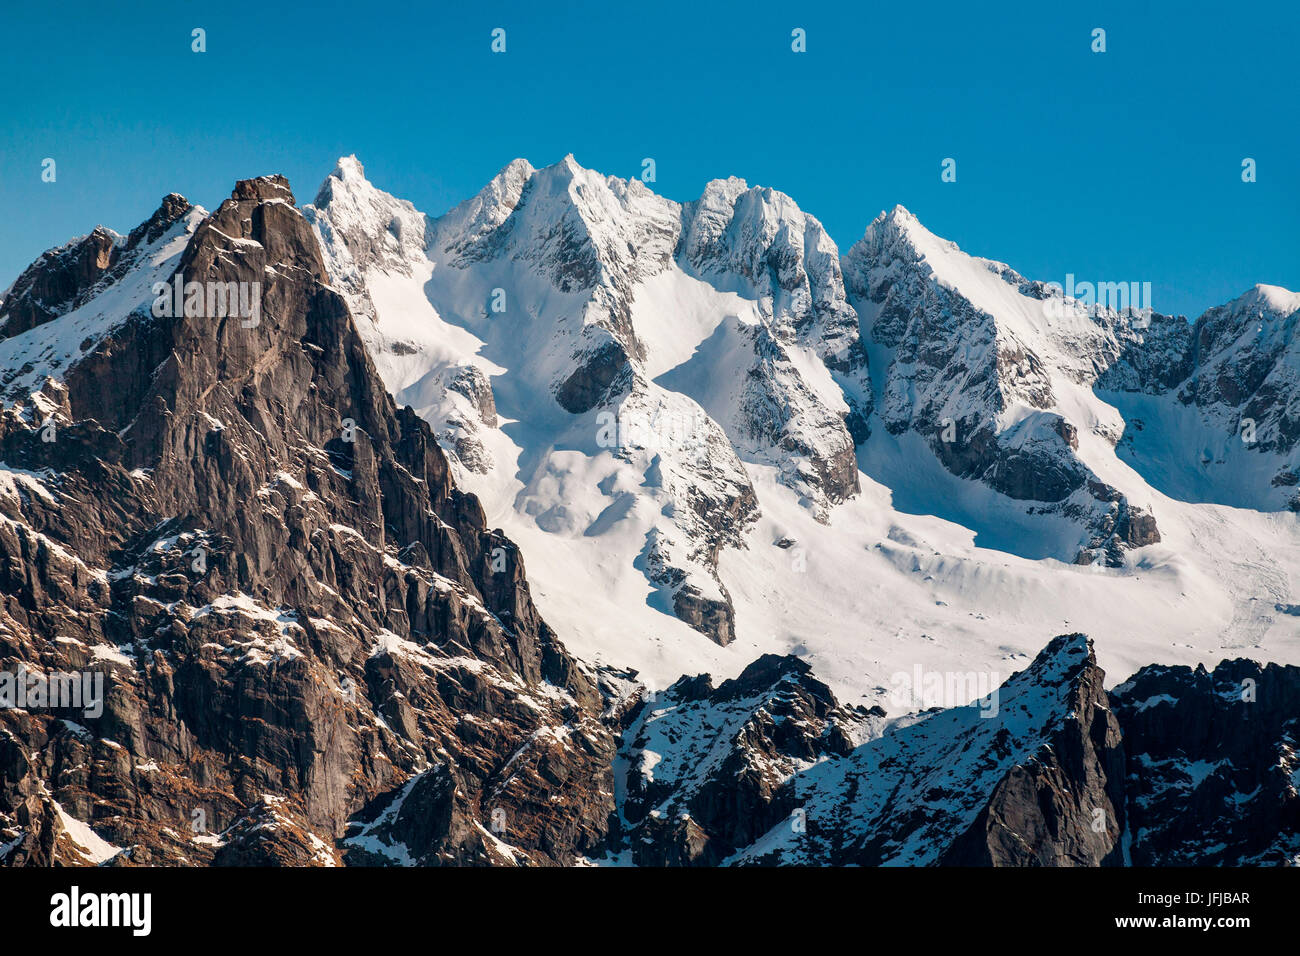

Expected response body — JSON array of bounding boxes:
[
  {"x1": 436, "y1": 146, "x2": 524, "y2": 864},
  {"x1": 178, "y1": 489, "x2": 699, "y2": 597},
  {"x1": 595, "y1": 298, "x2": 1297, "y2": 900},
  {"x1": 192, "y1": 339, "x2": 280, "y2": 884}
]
[
  {"x1": 1194, "y1": 282, "x2": 1300, "y2": 361},
  {"x1": 697, "y1": 175, "x2": 749, "y2": 202},
  {"x1": 681, "y1": 173, "x2": 841, "y2": 272},
  {"x1": 431, "y1": 153, "x2": 679, "y2": 297},
  {"x1": 431, "y1": 157, "x2": 535, "y2": 262},
  {"x1": 845, "y1": 204, "x2": 1174, "y2": 565},
  {"x1": 860, "y1": 203, "x2": 940, "y2": 254},
  {"x1": 306, "y1": 157, "x2": 429, "y2": 299},
  {"x1": 852, "y1": 205, "x2": 1031, "y2": 312},
  {"x1": 331, "y1": 153, "x2": 367, "y2": 183},
  {"x1": 680, "y1": 176, "x2": 833, "y2": 284},
  {"x1": 676, "y1": 179, "x2": 871, "y2": 436},
  {"x1": 1226, "y1": 282, "x2": 1300, "y2": 318},
  {"x1": 301, "y1": 152, "x2": 1300, "y2": 687},
  {"x1": 874, "y1": 202, "x2": 919, "y2": 230}
]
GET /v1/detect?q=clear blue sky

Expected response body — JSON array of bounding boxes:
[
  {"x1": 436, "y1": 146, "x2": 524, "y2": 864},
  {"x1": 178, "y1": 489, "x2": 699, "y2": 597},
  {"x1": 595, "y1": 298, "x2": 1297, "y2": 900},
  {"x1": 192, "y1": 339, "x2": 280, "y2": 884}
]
[{"x1": 1, "y1": 0, "x2": 1295, "y2": 318}]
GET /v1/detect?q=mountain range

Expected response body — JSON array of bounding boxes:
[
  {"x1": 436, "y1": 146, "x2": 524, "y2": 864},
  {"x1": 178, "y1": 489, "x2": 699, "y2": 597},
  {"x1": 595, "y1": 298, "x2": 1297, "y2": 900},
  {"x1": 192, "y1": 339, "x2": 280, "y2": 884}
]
[{"x1": 0, "y1": 156, "x2": 1297, "y2": 866}]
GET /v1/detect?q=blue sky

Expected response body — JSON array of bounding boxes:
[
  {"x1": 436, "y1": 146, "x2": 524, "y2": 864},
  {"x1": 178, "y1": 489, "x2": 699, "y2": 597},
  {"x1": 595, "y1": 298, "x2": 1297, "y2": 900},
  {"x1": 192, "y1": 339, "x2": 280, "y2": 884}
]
[{"x1": 1, "y1": 0, "x2": 1295, "y2": 318}]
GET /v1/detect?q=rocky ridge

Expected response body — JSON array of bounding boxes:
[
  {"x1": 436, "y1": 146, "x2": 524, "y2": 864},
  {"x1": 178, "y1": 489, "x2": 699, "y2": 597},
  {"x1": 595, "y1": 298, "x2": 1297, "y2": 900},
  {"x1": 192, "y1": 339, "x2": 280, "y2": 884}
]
[
  {"x1": 1, "y1": 161, "x2": 1297, "y2": 868},
  {"x1": 614, "y1": 633, "x2": 1300, "y2": 866}
]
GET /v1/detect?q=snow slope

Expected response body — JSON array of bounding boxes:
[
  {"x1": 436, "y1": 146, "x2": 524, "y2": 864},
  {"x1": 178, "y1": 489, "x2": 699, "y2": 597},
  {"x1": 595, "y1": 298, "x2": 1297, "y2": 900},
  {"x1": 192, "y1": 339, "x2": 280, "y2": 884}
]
[{"x1": 301, "y1": 155, "x2": 1300, "y2": 707}]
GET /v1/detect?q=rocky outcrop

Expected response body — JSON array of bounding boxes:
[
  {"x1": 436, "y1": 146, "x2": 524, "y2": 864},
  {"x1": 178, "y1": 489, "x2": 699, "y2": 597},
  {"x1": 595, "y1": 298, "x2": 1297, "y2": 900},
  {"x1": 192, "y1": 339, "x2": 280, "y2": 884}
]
[
  {"x1": 940, "y1": 637, "x2": 1126, "y2": 866},
  {"x1": 613, "y1": 633, "x2": 1298, "y2": 866},
  {"x1": 668, "y1": 585, "x2": 736, "y2": 649},
  {"x1": 1112, "y1": 658, "x2": 1300, "y2": 865},
  {"x1": 0, "y1": 229, "x2": 121, "y2": 340},
  {"x1": 1073, "y1": 487, "x2": 1162, "y2": 566},
  {"x1": 555, "y1": 339, "x2": 631, "y2": 414},
  {"x1": 621, "y1": 653, "x2": 869, "y2": 864},
  {"x1": 0, "y1": 174, "x2": 620, "y2": 866}
]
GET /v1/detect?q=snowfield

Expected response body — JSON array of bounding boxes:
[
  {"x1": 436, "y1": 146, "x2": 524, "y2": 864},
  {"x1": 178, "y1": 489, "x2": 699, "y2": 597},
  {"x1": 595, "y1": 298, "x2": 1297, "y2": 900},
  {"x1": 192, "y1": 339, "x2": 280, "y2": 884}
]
[{"x1": 298, "y1": 154, "x2": 1299, "y2": 706}]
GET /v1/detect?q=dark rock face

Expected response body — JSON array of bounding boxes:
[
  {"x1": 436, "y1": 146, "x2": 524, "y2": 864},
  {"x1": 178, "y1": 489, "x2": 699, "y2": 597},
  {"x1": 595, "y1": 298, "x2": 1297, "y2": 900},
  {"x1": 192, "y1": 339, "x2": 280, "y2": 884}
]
[
  {"x1": 670, "y1": 585, "x2": 735, "y2": 648},
  {"x1": 0, "y1": 176, "x2": 619, "y2": 866},
  {"x1": 621, "y1": 654, "x2": 866, "y2": 865},
  {"x1": 555, "y1": 339, "x2": 630, "y2": 414},
  {"x1": 613, "y1": 635, "x2": 1298, "y2": 867},
  {"x1": 1112, "y1": 659, "x2": 1300, "y2": 865},
  {"x1": 933, "y1": 416, "x2": 1087, "y2": 503},
  {"x1": 940, "y1": 645, "x2": 1126, "y2": 866}
]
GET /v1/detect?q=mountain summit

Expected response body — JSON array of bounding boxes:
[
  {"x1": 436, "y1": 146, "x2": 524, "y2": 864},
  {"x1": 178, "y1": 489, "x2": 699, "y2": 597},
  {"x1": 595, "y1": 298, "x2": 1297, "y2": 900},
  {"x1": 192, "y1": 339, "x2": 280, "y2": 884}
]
[
  {"x1": 308, "y1": 154, "x2": 874, "y2": 650},
  {"x1": 304, "y1": 154, "x2": 1300, "y2": 696},
  {"x1": 1, "y1": 156, "x2": 1297, "y2": 867}
]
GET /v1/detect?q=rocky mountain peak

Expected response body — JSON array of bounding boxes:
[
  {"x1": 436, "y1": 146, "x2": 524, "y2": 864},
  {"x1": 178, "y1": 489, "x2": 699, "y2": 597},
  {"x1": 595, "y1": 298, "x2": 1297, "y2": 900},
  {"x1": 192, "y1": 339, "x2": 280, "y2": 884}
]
[
  {"x1": 681, "y1": 176, "x2": 833, "y2": 289},
  {"x1": 0, "y1": 227, "x2": 122, "y2": 340},
  {"x1": 613, "y1": 630, "x2": 1130, "y2": 866},
  {"x1": 852, "y1": 204, "x2": 931, "y2": 264},
  {"x1": 0, "y1": 171, "x2": 620, "y2": 865},
  {"x1": 695, "y1": 175, "x2": 749, "y2": 204},
  {"x1": 125, "y1": 193, "x2": 193, "y2": 251},
  {"x1": 232, "y1": 174, "x2": 296, "y2": 205}
]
